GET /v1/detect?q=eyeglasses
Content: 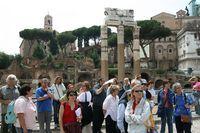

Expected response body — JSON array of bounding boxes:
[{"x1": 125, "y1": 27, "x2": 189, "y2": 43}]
[
  {"x1": 9, "y1": 78, "x2": 16, "y2": 80},
  {"x1": 134, "y1": 90, "x2": 143, "y2": 93}
]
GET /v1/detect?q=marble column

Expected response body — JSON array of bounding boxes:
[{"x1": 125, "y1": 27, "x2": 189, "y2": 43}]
[
  {"x1": 133, "y1": 26, "x2": 141, "y2": 76},
  {"x1": 117, "y1": 25, "x2": 125, "y2": 81},
  {"x1": 100, "y1": 25, "x2": 108, "y2": 80}
]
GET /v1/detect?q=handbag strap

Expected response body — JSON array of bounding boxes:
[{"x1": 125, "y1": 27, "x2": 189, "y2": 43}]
[
  {"x1": 55, "y1": 84, "x2": 61, "y2": 98},
  {"x1": 85, "y1": 92, "x2": 87, "y2": 102},
  {"x1": 174, "y1": 93, "x2": 187, "y2": 105}
]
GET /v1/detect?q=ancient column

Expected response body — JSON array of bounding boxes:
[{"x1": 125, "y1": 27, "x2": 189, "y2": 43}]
[
  {"x1": 100, "y1": 25, "x2": 108, "y2": 80},
  {"x1": 117, "y1": 25, "x2": 125, "y2": 81},
  {"x1": 133, "y1": 26, "x2": 141, "y2": 76}
]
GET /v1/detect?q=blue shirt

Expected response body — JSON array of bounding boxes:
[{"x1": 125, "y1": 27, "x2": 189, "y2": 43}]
[
  {"x1": 174, "y1": 93, "x2": 194, "y2": 116},
  {"x1": 36, "y1": 87, "x2": 52, "y2": 112}
]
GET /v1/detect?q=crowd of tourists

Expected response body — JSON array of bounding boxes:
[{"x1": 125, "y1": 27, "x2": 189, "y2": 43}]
[{"x1": 0, "y1": 74, "x2": 199, "y2": 133}]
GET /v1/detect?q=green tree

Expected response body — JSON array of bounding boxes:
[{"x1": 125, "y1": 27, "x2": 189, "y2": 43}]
[
  {"x1": 0, "y1": 52, "x2": 13, "y2": 69},
  {"x1": 32, "y1": 45, "x2": 45, "y2": 60},
  {"x1": 87, "y1": 25, "x2": 100, "y2": 45},
  {"x1": 83, "y1": 28, "x2": 90, "y2": 47},
  {"x1": 108, "y1": 33, "x2": 117, "y2": 47},
  {"x1": 57, "y1": 31, "x2": 76, "y2": 55},
  {"x1": 46, "y1": 53, "x2": 53, "y2": 71},
  {"x1": 14, "y1": 54, "x2": 23, "y2": 64},
  {"x1": 47, "y1": 53, "x2": 53, "y2": 63},
  {"x1": 73, "y1": 26, "x2": 111, "y2": 49},
  {"x1": 125, "y1": 20, "x2": 171, "y2": 66},
  {"x1": 89, "y1": 49, "x2": 100, "y2": 68},
  {"x1": 49, "y1": 38, "x2": 59, "y2": 55},
  {"x1": 19, "y1": 29, "x2": 52, "y2": 57},
  {"x1": 73, "y1": 27, "x2": 87, "y2": 49},
  {"x1": 74, "y1": 52, "x2": 84, "y2": 60}
]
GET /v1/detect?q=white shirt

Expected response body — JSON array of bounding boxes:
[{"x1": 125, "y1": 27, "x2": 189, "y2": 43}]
[
  {"x1": 14, "y1": 96, "x2": 37, "y2": 130},
  {"x1": 103, "y1": 94, "x2": 119, "y2": 121},
  {"x1": 125, "y1": 98, "x2": 150, "y2": 133},
  {"x1": 51, "y1": 83, "x2": 66, "y2": 100},
  {"x1": 148, "y1": 88, "x2": 156, "y2": 108},
  {"x1": 77, "y1": 91, "x2": 92, "y2": 102},
  {"x1": 148, "y1": 88, "x2": 156, "y2": 97}
]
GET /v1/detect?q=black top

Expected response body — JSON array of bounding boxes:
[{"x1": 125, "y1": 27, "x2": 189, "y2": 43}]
[{"x1": 92, "y1": 83, "x2": 106, "y2": 106}]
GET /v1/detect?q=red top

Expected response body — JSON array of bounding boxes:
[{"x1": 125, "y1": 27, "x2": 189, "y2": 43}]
[
  {"x1": 62, "y1": 102, "x2": 78, "y2": 125},
  {"x1": 163, "y1": 88, "x2": 170, "y2": 108},
  {"x1": 132, "y1": 100, "x2": 138, "y2": 114}
]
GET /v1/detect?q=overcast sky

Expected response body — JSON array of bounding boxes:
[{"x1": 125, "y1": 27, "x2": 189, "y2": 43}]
[{"x1": 0, "y1": 0, "x2": 189, "y2": 55}]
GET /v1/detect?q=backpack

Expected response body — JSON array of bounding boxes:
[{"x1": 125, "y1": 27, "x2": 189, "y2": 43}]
[{"x1": 5, "y1": 101, "x2": 16, "y2": 124}]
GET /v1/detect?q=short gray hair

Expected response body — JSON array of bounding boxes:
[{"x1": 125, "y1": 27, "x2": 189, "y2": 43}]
[
  {"x1": 6, "y1": 74, "x2": 18, "y2": 82},
  {"x1": 42, "y1": 78, "x2": 49, "y2": 83},
  {"x1": 124, "y1": 78, "x2": 129, "y2": 81},
  {"x1": 172, "y1": 82, "x2": 181, "y2": 90}
]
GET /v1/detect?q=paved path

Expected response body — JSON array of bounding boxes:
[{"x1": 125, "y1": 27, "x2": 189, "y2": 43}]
[{"x1": 51, "y1": 117, "x2": 200, "y2": 133}]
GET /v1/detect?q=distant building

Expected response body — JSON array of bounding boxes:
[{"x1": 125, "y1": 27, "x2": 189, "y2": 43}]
[
  {"x1": 150, "y1": 10, "x2": 200, "y2": 75},
  {"x1": 19, "y1": 40, "x2": 39, "y2": 57},
  {"x1": 177, "y1": 17, "x2": 200, "y2": 74},
  {"x1": 150, "y1": 12, "x2": 181, "y2": 70},
  {"x1": 44, "y1": 14, "x2": 53, "y2": 31},
  {"x1": 20, "y1": 14, "x2": 53, "y2": 58}
]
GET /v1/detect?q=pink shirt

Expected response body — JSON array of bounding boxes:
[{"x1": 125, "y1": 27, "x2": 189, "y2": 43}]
[
  {"x1": 193, "y1": 82, "x2": 200, "y2": 91},
  {"x1": 163, "y1": 88, "x2": 170, "y2": 108}
]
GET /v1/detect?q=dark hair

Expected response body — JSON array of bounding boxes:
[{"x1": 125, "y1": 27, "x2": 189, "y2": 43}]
[
  {"x1": 154, "y1": 79, "x2": 163, "y2": 89},
  {"x1": 19, "y1": 84, "x2": 32, "y2": 96},
  {"x1": 82, "y1": 81, "x2": 90, "y2": 91},
  {"x1": 163, "y1": 79, "x2": 169, "y2": 87},
  {"x1": 98, "y1": 78, "x2": 103, "y2": 83},
  {"x1": 147, "y1": 80, "x2": 154, "y2": 86},
  {"x1": 54, "y1": 76, "x2": 62, "y2": 84},
  {"x1": 66, "y1": 90, "x2": 76, "y2": 99},
  {"x1": 113, "y1": 78, "x2": 118, "y2": 84}
]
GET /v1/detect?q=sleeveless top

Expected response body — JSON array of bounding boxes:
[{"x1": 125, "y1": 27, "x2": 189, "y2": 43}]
[{"x1": 62, "y1": 102, "x2": 78, "y2": 125}]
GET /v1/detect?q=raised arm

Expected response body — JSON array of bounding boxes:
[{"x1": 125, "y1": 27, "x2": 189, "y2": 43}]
[
  {"x1": 36, "y1": 90, "x2": 50, "y2": 101},
  {"x1": 125, "y1": 100, "x2": 134, "y2": 124},
  {"x1": 131, "y1": 101, "x2": 150, "y2": 124}
]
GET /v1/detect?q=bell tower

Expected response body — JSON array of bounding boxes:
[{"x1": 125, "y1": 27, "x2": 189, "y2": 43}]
[{"x1": 44, "y1": 14, "x2": 52, "y2": 31}]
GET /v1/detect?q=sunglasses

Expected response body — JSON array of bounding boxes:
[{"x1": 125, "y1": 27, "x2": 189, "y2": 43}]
[
  {"x1": 69, "y1": 93, "x2": 76, "y2": 96},
  {"x1": 134, "y1": 90, "x2": 143, "y2": 93}
]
